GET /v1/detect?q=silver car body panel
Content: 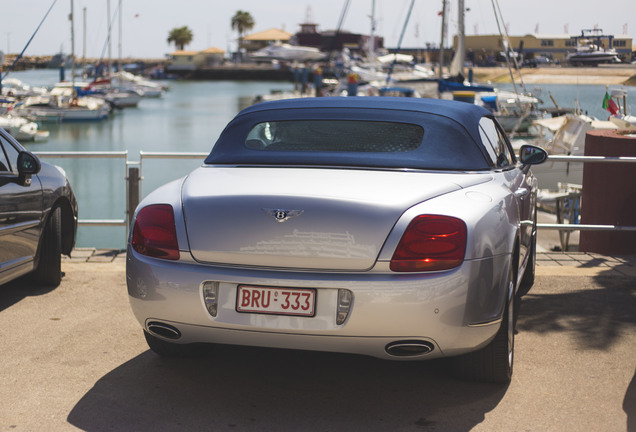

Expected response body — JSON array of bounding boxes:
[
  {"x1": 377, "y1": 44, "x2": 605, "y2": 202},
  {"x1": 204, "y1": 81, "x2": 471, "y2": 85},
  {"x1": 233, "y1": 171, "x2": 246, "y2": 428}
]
[
  {"x1": 181, "y1": 167, "x2": 494, "y2": 270},
  {"x1": 128, "y1": 164, "x2": 530, "y2": 360},
  {"x1": 127, "y1": 249, "x2": 511, "y2": 360}
]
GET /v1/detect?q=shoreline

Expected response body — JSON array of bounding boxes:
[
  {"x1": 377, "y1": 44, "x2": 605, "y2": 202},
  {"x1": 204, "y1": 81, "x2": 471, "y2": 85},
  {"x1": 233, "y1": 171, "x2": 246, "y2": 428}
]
[
  {"x1": 471, "y1": 65, "x2": 636, "y2": 86},
  {"x1": 5, "y1": 54, "x2": 636, "y2": 86}
]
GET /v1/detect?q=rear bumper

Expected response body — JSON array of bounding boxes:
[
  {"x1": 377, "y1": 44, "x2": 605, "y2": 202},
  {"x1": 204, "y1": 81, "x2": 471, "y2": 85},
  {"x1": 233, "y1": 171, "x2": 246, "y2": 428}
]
[{"x1": 127, "y1": 249, "x2": 510, "y2": 360}]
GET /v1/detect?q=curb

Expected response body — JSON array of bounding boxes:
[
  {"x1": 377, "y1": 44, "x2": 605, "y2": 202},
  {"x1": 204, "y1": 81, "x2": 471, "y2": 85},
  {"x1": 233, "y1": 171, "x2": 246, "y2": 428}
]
[{"x1": 63, "y1": 248, "x2": 636, "y2": 277}]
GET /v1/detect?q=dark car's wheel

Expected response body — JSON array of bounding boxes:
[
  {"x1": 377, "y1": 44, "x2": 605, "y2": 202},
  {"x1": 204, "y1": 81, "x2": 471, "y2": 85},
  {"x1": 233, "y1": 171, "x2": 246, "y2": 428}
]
[
  {"x1": 32, "y1": 207, "x2": 62, "y2": 287},
  {"x1": 453, "y1": 269, "x2": 515, "y2": 384},
  {"x1": 144, "y1": 330, "x2": 197, "y2": 357}
]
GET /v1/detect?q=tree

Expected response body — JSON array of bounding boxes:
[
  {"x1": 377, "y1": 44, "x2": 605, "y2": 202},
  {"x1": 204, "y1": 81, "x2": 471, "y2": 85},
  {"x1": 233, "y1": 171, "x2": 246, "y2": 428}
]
[
  {"x1": 167, "y1": 26, "x2": 194, "y2": 51},
  {"x1": 231, "y1": 10, "x2": 255, "y2": 50}
]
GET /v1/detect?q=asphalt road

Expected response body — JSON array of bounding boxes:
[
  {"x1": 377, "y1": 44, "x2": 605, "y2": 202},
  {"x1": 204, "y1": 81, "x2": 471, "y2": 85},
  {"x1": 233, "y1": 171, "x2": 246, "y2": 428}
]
[{"x1": 0, "y1": 259, "x2": 634, "y2": 432}]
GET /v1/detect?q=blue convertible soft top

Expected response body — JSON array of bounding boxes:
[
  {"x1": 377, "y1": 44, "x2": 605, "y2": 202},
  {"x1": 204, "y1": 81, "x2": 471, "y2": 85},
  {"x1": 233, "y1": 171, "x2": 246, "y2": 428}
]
[{"x1": 205, "y1": 97, "x2": 497, "y2": 171}]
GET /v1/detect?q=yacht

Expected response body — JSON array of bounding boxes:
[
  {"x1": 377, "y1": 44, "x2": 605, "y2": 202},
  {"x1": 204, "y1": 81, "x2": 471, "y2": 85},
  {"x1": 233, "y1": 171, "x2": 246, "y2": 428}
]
[{"x1": 567, "y1": 30, "x2": 621, "y2": 66}]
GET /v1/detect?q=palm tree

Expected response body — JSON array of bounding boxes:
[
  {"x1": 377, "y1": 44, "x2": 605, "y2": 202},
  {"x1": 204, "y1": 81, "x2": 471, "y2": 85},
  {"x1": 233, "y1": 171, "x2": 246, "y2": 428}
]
[
  {"x1": 167, "y1": 26, "x2": 194, "y2": 51},
  {"x1": 231, "y1": 10, "x2": 255, "y2": 51}
]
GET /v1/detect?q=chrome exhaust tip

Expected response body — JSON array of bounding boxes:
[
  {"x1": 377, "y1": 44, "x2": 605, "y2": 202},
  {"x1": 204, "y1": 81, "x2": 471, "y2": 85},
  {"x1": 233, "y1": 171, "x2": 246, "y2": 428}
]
[
  {"x1": 147, "y1": 322, "x2": 181, "y2": 340},
  {"x1": 385, "y1": 340, "x2": 434, "y2": 357}
]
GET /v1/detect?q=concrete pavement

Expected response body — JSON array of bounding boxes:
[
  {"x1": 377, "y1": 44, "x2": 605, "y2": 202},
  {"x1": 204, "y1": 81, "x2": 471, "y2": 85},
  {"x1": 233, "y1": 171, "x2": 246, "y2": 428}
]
[{"x1": 0, "y1": 250, "x2": 634, "y2": 431}]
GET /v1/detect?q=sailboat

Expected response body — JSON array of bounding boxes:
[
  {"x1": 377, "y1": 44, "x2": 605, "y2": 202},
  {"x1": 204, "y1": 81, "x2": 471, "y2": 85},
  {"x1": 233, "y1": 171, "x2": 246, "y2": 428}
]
[
  {"x1": 438, "y1": 0, "x2": 494, "y2": 93},
  {"x1": 16, "y1": 92, "x2": 111, "y2": 122},
  {"x1": 351, "y1": 0, "x2": 435, "y2": 90},
  {"x1": 17, "y1": 0, "x2": 111, "y2": 122},
  {"x1": 441, "y1": 0, "x2": 542, "y2": 134},
  {"x1": 76, "y1": 1, "x2": 145, "y2": 109}
]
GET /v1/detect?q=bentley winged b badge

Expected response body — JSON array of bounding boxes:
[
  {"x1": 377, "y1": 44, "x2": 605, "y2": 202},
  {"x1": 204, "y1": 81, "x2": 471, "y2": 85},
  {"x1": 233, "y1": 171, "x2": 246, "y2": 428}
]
[{"x1": 263, "y1": 208, "x2": 304, "y2": 223}]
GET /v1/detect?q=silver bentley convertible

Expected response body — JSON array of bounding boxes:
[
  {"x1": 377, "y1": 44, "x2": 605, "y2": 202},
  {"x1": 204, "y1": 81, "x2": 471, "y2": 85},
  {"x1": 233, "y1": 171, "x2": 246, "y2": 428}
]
[{"x1": 126, "y1": 97, "x2": 547, "y2": 383}]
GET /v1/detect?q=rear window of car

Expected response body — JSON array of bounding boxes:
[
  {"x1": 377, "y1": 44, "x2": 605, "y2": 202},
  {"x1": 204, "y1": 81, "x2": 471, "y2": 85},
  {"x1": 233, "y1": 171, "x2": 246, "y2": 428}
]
[
  {"x1": 206, "y1": 108, "x2": 493, "y2": 171},
  {"x1": 245, "y1": 120, "x2": 424, "y2": 153}
]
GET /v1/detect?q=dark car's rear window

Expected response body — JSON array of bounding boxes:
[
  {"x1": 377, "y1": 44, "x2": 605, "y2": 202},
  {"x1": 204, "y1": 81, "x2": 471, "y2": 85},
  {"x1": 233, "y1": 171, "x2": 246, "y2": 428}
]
[{"x1": 245, "y1": 120, "x2": 424, "y2": 153}]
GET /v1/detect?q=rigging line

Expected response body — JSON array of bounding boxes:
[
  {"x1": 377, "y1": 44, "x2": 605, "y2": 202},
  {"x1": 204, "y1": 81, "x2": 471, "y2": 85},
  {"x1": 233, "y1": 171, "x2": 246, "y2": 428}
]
[
  {"x1": 386, "y1": 0, "x2": 416, "y2": 84},
  {"x1": 325, "y1": 0, "x2": 351, "y2": 66},
  {"x1": 95, "y1": 1, "x2": 121, "y2": 74},
  {"x1": 2, "y1": 0, "x2": 59, "y2": 80},
  {"x1": 490, "y1": 0, "x2": 521, "y2": 100},
  {"x1": 493, "y1": 0, "x2": 526, "y2": 91}
]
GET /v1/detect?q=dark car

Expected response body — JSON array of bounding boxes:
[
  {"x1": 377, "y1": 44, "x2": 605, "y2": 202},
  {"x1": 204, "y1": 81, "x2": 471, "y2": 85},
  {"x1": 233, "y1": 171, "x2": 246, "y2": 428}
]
[{"x1": 0, "y1": 127, "x2": 77, "y2": 287}]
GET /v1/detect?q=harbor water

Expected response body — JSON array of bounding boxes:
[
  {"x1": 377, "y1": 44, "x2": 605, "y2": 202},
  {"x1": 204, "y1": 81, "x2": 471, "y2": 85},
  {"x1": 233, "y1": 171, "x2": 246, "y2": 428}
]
[{"x1": 9, "y1": 69, "x2": 635, "y2": 249}]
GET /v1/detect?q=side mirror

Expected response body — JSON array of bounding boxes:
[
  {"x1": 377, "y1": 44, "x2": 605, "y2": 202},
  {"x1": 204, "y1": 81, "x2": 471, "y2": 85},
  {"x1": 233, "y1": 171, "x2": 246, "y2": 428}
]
[
  {"x1": 17, "y1": 151, "x2": 41, "y2": 186},
  {"x1": 519, "y1": 145, "x2": 548, "y2": 165}
]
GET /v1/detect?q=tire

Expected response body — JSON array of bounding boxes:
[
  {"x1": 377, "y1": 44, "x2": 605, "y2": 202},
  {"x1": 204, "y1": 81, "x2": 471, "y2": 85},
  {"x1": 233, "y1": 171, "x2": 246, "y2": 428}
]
[
  {"x1": 453, "y1": 268, "x2": 515, "y2": 384},
  {"x1": 144, "y1": 330, "x2": 197, "y2": 357},
  {"x1": 32, "y1": 207, "x2": 62, "y2": 287}
]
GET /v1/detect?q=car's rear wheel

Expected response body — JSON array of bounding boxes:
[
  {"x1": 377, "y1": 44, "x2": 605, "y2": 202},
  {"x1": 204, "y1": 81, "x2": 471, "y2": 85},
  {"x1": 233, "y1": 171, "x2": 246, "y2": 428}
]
[
  {"x1": 453, "y1": 268, "x2": 515, "y2": 384},
  {"x1": 144, "y1": 330, "x2": 197, "y2": 357},
  {"x1": 32, "y1": 207, "x2": 62, "y2": 287}
]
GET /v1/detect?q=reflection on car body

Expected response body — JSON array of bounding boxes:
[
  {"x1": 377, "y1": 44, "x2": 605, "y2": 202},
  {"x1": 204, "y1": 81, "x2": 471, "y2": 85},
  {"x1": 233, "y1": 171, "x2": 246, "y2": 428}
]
[
  {"x1": 0, "y1": 127, "x2": 77, "y2": 287},
  {"x1": 126, "y1": 97, "x2": 547, "y2": 383}
]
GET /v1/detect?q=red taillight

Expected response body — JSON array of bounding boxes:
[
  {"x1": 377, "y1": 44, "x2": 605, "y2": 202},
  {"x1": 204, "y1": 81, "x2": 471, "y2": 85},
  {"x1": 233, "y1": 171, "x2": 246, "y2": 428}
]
[
  {"x1": 390, "y1": 215, "x2": 466, "y2": 272},
  {"x1": 132, "y1": 204, "x2": 180, "y2": 260}
]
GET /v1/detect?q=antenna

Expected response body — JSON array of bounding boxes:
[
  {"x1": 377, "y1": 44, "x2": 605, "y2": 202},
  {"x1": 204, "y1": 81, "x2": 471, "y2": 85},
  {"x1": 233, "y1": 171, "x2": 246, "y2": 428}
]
[{"x1": 305, "y1": 5, "x2": 313, "y2": 24}]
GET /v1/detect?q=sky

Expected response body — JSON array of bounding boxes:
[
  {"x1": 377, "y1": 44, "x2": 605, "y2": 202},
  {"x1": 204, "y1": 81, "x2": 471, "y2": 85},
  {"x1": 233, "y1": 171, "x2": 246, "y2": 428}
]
[{"x1": 1, "y1": 0, "x2": 635, "y2": 59}]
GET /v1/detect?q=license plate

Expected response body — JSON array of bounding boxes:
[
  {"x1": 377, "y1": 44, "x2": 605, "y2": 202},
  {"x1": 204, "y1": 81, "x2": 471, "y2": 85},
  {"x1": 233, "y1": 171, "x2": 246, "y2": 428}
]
[{"x1": 236, "y1": 285, "x2": 316, "y2": 317}]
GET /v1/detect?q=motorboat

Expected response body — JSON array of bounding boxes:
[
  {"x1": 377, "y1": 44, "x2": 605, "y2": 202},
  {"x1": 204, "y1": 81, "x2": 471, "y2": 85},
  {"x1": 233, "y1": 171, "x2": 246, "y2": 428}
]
[
  {"x1": 1, "y1": 78, "x2": 48, "y2": 98},
  {"x1": 438, "y1": 79, "x2": 494, "y2": 93},
  {"x1": 0, "y1": 113, "x2": 49, "y2": 141},
  {"x1": 567, "y1": 44, "x2": 621, "y2": 66},
  {"x1": 604, "y1": 88, "x2": 636, "y2": 128},
  {"x1": 477, "y1": 91, "x2": 543, "y2": 134},
  {"x1": 250, "y1": 42, "x2": 326, "y2": 62},
  {"x1": 99, "y1": 88, "x2": 143, "y2": 108},
  {"x1": 16, "y1": 93, "x2": 111, "y2": 122},
  {"x1": 514, "y1": 113, "x2": 618, "y2": 190},
  {"x1": 78, "y1": 78, "x2": 143, "y2": 108},
  {"x1": 110, "y1": 71, "x2": 167, "y2": 98},
  {"x1": 567, "y1": 30, "x2": 621, "y2": 66},
  {"x1": 350, "y1": 62, "x2": 436, "y2": 85}
]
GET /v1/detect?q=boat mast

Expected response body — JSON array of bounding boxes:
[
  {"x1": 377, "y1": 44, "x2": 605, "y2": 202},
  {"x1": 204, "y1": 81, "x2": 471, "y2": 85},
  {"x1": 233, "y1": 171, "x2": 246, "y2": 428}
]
[
  {"x1": 82, "y1": 6, "x2": 86, "y2": 78},
  {"x1": 107, "y1": 0, "x2": 111, "y2": 76},
  {"x1": 368, "y1": 0, "x2": 376, "y2": 63},
  {"x1": 448, "y1": 0, "x2": 466, "y2": 78},
  {"x1": 70, "y1": 0, "x2": 75, "y2": 96},
  {"x1": 491, "y1": 0, "x2": 524, "y2": 94},
  {"x1": 438, "y1": 0, "x2": 447, "y2": 82},
  {"x1": 118, "y1": 0, "x2": 122, "y2": 67},
  {"x1": 456, "y1": 0, "x2": 465, "y2": 78},
  {"x1": 386, "y1": 0, "x2": 415, "y2": 84}
]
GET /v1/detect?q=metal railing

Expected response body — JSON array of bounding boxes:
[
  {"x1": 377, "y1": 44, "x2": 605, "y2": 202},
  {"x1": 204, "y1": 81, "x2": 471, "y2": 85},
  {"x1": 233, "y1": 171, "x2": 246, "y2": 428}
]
[
  {"x1": 543, "y1": 155, "x2": 636, "y2": 164},
  {"x1": 138, "y1": 151, "x2": 208, "y2": 197},
  {"x1": 536, "y1": 154, "x2": 636, "y2": 250},
  {"x1": 34, "y1": 151, "x2": 636, "y2": 245},
  {"x1": 35, "y1": 150, "x2": 208, "y2": 232},
  {"x1": 34, "y1": 151, "x2": 129, "y2": 228}
]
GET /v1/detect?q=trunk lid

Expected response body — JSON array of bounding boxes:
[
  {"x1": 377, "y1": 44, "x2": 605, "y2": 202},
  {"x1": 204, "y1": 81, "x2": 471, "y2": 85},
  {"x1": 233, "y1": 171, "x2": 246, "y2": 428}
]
[{"x1": 182, "y1": 167, "x2": 490, "y2": 270}]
